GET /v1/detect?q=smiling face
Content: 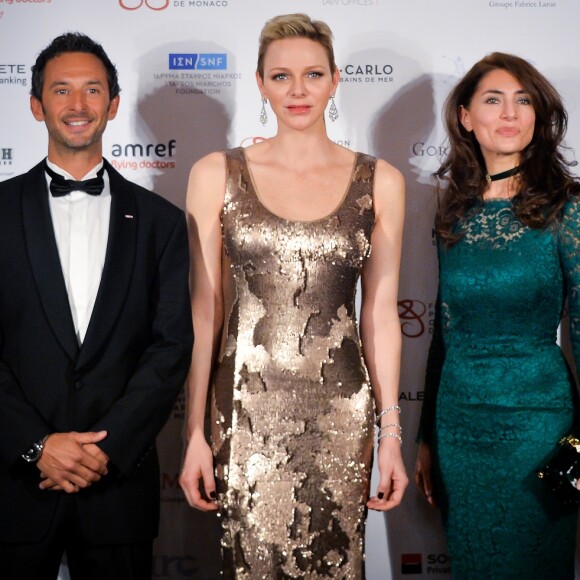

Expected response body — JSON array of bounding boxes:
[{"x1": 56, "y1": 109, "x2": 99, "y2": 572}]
[
  {"x1": 256, "y1": 37, "x2": 339, "y2": 132},
  {"x1": 460, "y1": 68, "x2": 535, "y2": 170},
  {"x1": 30, "y1": 51, "x2": 119, "y2": 163}
]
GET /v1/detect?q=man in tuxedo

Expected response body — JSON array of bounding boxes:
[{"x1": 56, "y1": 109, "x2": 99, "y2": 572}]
[{"x1": 0, "y1": 33, "x2": 193, "y2": 579}]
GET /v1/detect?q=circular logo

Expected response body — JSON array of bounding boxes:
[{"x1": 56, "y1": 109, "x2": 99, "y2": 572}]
[{"x1": 119, "y1": 0, "x2": 169, "y2": 10}]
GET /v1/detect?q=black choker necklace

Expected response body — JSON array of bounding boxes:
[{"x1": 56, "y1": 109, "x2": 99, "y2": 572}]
[{"x1": 485, "y1": 166, "x2": 520, "y2": 183}]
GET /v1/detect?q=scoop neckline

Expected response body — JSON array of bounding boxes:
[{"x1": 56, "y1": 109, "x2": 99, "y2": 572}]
[{"x1": 240, "y1": 148, "x2": 359, "y2": 224}]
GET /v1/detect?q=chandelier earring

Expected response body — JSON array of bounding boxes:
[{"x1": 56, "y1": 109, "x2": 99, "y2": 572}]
[
  {"x1": 260, "y1": 97, "x2": 268, "y2": 126},
  {"x1": 328, "y1": 95, "x2": 339, "y2": 122}
]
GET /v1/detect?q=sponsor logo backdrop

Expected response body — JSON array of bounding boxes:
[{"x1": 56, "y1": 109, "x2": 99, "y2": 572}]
[{"x1": 1, "y1": 0, "x2": 579, "y2": 578}]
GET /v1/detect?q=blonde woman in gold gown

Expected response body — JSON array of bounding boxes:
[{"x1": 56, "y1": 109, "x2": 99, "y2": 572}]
[{"x1": 179, "y1": 13, "x2": 407, "y2": 579}]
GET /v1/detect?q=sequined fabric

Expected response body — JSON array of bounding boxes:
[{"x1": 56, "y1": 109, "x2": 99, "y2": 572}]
[
  {"x1": 420, "y1": 199, "x2": 580, "y2": 579},
  {"x1": 211, "y1": 147, "x2": 376, "y2": 579}
]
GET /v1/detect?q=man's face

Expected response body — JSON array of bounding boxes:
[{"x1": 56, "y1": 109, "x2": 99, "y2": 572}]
[{"x1": 30, "y1": 52, "x2": 119, "y2": 158}]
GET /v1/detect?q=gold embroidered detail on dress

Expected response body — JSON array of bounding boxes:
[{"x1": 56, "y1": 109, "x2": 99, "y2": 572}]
[{"x1": 212, "y1": 147, "x2": 377, "y2": 579}]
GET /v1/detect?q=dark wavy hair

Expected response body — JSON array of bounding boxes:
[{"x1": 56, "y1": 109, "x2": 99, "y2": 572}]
[
  {"x1": 31, "y1": 32, "x2": 120, "y2": 102},
  {"x1": 435, "y1": 52, "x2": 579, "y2": 246}
]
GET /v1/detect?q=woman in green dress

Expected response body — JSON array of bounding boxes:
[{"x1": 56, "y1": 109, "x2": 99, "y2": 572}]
[{"x1": 415, "y1": 52, "x2": 580, "y2": 579}]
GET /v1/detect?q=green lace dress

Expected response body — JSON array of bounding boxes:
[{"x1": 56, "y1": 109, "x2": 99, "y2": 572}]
[{"x1": 420, "y1": 198, "x2": 579, "y2": 579}]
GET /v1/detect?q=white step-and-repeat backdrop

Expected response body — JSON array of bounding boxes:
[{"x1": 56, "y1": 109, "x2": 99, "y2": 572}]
[{"x1": 1, "y1": 0, "x2": 579, "y2": 578}]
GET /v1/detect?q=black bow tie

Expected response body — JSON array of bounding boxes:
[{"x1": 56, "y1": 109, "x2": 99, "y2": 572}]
[{"x1": 44, "y1": 162, "x2": 105, "y2": 197}]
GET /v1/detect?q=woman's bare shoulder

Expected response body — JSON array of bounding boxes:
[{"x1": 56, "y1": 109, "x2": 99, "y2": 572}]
[{"x1": 186, "y1": 151, "x2": 228, "y2": 210}]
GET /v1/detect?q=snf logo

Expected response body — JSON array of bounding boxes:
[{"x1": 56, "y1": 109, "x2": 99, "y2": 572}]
[
  {"x1": 118, "y1": 0, "x2": 169, "y2": 10},
  {"x1": 169, "y1": 53, "x2": 227, "y2": 70},
  {"x1": 398, "y1": 299, "x2": 427, "y2": 338}
]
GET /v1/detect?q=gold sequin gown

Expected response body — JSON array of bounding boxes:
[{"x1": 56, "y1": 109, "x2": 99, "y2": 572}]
[{"x1": 211, "y1": 147, "x2": 377, "y2": 579}]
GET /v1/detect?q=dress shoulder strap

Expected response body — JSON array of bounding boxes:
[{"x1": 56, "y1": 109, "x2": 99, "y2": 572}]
[
  {"x1": 223, "y1": 147, "x2": 250, "y2": 207},
  {"x1": 337, "y1": 151, "x2": 376, "y2": 224}
]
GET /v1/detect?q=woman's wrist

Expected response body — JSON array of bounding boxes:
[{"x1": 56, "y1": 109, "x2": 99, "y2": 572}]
[
  {"x1": 375, "y1": 404, "x2": 401, "y2": 426},
  {"x1": 187, "y1": 426, "x2": 207, "y2": 441},
  {"x1": 375, "y1": 404, "x2": 402, "y2": 445}
]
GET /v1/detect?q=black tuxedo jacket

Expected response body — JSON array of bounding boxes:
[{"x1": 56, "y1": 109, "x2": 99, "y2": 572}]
[{"x1": 0, "y1": 160, "x2": 193, "y2": 544}]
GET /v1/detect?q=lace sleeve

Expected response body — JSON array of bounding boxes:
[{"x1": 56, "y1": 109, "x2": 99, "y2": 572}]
[
  {"x1": 417, "y1": 247, "x2": 446, "y2": 445},
  {"x1": 558, "y1": 197, "x2": 580, "y2": 379}
]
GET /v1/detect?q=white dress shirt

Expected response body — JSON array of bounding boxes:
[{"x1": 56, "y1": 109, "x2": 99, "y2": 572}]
[{"x1": 45, "y1": 159, "x2": 111, "y2": 344}]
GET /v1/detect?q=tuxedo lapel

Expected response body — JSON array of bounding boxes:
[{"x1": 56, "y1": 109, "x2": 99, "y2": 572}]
[
  {"x1": 22, "y1": 162, "x2": 79, "y2": 360},
  {"x1": 77, "y1": 161, "x2": 137, "y2": 369}
]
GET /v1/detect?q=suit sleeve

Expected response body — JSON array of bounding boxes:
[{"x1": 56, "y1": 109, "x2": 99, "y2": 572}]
[
  {"x1": 0, "y1": 350, "x2": 52, "y2": 467},
  {"x1": 90, "y1": 211, "x2": 193, "y2": 474},
  {"x1": 0, "y1": 176, "x2": 55, "y2": 468}
]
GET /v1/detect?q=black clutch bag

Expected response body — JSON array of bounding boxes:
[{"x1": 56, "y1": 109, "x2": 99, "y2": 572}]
[{"x1": 537, "y1": 435, "x2": 580, "y2": 506}]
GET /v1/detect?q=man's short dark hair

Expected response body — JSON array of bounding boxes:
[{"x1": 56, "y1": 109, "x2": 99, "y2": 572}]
[{"x1": 31, "y1": 32, "x2": 121, "y2": 101}]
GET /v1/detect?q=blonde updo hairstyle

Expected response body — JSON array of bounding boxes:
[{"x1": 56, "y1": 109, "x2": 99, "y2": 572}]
[{"x1": 257, "y1": 13, "x2": 337, "y2": 80}]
